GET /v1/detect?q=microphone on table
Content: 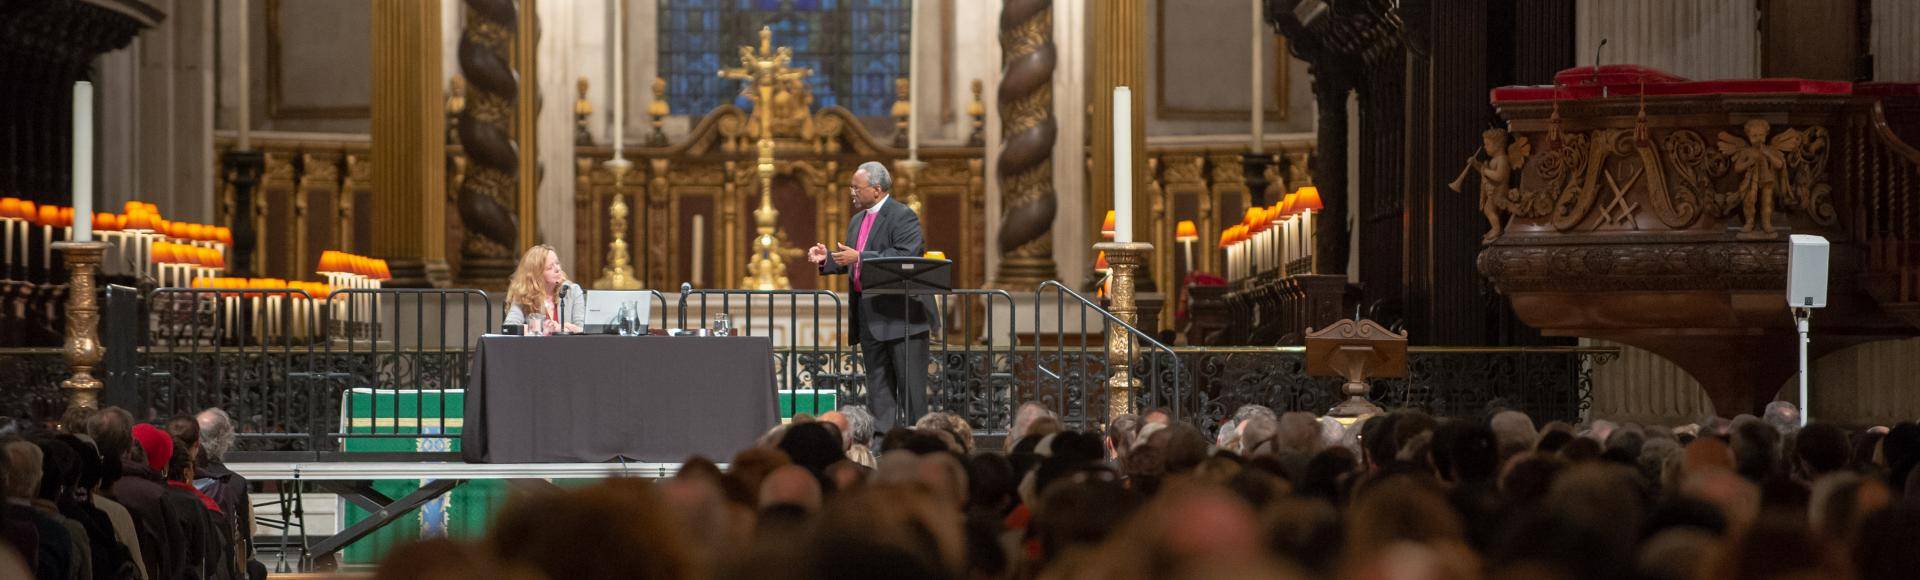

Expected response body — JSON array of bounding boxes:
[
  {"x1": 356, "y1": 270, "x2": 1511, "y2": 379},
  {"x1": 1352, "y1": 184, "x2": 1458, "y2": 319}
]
[{"x1": 556, "y1": 282, "x2": 571, "y2": 335}]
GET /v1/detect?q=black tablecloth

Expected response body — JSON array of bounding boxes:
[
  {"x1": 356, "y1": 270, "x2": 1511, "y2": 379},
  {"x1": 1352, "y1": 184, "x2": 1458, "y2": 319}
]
[{"x1": 461, "y1": 335, "x2": 777, "y2": 463}]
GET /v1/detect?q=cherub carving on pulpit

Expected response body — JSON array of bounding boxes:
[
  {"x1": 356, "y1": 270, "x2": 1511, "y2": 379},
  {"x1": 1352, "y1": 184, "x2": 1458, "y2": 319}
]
[
  {"x1": 1718, "y1": 119, "x2": 1804, "y2": 235},
  {"x1": 1450, "y1": 128, "x2": 1531, "y2": 244}
]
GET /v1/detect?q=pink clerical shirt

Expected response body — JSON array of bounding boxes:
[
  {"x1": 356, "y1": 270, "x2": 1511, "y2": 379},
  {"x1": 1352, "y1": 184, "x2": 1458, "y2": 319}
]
[{"x1": 852, "y1": 209, "x2": 878, "y2": 291}]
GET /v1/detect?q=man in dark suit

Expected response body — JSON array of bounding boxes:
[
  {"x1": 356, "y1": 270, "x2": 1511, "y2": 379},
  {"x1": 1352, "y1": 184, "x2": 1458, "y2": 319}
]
[{"x1": 809, "y1": 161, "x2": 932, "y2": 432}]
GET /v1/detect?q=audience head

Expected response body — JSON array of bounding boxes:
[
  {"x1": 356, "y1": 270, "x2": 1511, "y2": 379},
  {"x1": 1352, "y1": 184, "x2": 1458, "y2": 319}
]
[
  {"x1": 2, "y1": 439, "x2": 42, "y2": 499},
  {"x1": 1008, "y1": 402, "x2": 1056, "y2": 450},
  {"x1": 1792, "y1": 422, "x2": 1849, "y2": 480},
  {"x1": 1763, "y1": 401, "x2": 1801, "y2": 433},
  {"x1": 839, "y1": 405, "x2": 876, "y2": 448},
  {"x1": 759, "y1": 465, "x2": 824, "y2": 512},
  {"x1": 1104, "y1": 414, "x2": 1141, "y2": 462},
  {"x1": 1489, "y1": 410, "x2": 1536, "y2": 459},
  {"x1": 132, "y1": 423, "x2": 174, "y2": 474},
  {"x1": 487, "y1": 479, "x2": 698, "y2": 579},
  {"x1": 777, "y1": 421, "x2": 844, "y2": 476},
  {"x1": 82, "y1": 406, "x2": 134, "y2": 462},
  {"x1": 196, "y1": 408, "x2": 237, "y2": 462}
]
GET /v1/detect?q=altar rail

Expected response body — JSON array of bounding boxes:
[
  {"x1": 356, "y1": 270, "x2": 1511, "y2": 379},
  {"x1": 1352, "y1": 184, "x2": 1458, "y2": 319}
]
[{"x1": 0, "y1": 285, "x2": 1608, "y2": 458}]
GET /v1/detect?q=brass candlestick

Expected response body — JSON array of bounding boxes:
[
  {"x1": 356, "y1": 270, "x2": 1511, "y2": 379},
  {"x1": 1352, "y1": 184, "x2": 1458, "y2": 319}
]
[
  {"x1": 54, "y1": 241, "x2": 109, "y2": 410},
  {"x1": 1095, "y1": 241, "x2": 1153, "y2": 421},
  {"x1": 596, "y1": 157, "x2": 642, "y2": 289}
]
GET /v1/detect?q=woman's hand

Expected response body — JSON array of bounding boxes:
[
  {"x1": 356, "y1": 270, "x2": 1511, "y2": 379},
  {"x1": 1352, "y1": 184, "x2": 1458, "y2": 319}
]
[
  {"x1": 563, "y1": 323, "x2": 582, "y2": 334},
  {"x1": 543, "y1": 319, "x2": 562, "y2": 334}
]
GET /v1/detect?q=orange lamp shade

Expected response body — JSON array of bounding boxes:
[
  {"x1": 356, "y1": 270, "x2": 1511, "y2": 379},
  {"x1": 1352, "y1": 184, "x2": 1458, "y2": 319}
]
[
  {"x1": 1101, "y1": 210, "x2": 1116, "y2": 237},
  {"x1": 373, "y1": 259, "x2": 392, "y2": 280},
  {"x1": 1175, "y1": 220, "x2": 1198, "y2": 242},
  {"x1": 317, "y1": 250, "x2": 342, "y2": 273},
  {"x1": 923, "y1": 251, "x2": 947, "y2": 260},
  {"x1": 1293, "y1": 186, "x2": 1324, "y2": 212},
  {"x1": 1279, "y1": 192, "x2": 1299, "y2": 216},
  {"x1": 0, "y1": 198, "x2": 18, "y2": 219},
  {"x1": 216, "y1": 227, "x2": 232, "y2": 245},
  {"x1": 1094, "y1": 251, "x2": 1109, "y2": 271},
  {"x1": 57, "y1": 207, "x2": 73, "y2": 227},
  {"x1": 36, "y1": 204, "x2": 58, "y2": 227}
]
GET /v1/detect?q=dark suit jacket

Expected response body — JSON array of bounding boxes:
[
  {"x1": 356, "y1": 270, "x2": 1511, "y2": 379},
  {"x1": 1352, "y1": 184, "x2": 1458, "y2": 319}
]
[{"x1": 820, "y1": 197, "x2": 934, "y2": 344}]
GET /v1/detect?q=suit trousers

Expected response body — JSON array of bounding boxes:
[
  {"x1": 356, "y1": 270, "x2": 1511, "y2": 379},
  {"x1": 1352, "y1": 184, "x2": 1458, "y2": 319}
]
[{"x1": 862, "y1": 330, "x2": 929, "y2": 432}]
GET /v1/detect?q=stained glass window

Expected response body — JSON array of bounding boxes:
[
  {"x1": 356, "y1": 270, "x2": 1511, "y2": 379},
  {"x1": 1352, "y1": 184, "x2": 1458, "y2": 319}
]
[{"x1": 659, "y1": 0, "x2": 911, "y2": 119}]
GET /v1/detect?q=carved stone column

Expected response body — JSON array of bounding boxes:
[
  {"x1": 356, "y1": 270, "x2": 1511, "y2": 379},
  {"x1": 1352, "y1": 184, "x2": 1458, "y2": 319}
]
[
  {"x1": 449, "y1": 0, "x2": 526, "y2": 287},
  {"x1": 371, "y1": 0, "x2": 449, "y2": 287},
  {"x1": 992, "y1": 0, "x2": 1058, "y2": 289}
]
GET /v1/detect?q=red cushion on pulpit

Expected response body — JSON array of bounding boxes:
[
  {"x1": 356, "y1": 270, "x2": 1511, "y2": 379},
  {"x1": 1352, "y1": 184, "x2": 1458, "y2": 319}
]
[
  {"x1": 1554, "y1": 64, "x2": 1689, "y2": 87},
  {"x1": 1857, "y1": 83, "x2": 1920, "y2": 98},
  {"x1": 1492, "y1": 65, "x2": 1855, "y2": 104}
]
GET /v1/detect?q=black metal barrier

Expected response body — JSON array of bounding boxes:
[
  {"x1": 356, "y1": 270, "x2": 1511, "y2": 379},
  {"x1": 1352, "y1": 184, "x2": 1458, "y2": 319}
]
[{"x1": 0, "y1": 284, "x2": 1610, "y2": 458}]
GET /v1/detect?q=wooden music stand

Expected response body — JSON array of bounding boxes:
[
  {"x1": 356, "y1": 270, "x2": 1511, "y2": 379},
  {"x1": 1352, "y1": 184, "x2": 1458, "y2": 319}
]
[{"x1": 1305, "y1": 319, "x2": 1408, "y2": 419}]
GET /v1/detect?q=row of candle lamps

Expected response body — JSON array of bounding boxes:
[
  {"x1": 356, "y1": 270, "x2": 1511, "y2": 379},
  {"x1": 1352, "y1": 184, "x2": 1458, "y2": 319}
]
[
  {"x1": 1221, "y1": 187, "x2": 1323, "y2": 282},
  {"x1": 1088, "y1": 185, "x2": 1323, "y2": 285},
  {"x1": 165, "y1": 251, "x2": 391, "y2": 344},
  {"x1": 0, "y1": 199, "x2": 231, "y2": 284}
]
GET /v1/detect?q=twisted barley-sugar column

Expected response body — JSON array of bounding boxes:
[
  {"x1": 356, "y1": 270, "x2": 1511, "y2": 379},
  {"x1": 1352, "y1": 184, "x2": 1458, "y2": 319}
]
[
  {"x1": 451, "y1": 0, "x2": 526, "y2": 284},
  {"x1": 992, "y1": 0, "x2": 1059, "y2": 289}
]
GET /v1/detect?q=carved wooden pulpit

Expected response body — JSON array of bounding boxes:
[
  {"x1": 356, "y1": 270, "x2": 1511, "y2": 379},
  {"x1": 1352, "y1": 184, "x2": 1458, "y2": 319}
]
[{"x1": 1305, "y1": 318, "x2": 1407, "y2": 419}]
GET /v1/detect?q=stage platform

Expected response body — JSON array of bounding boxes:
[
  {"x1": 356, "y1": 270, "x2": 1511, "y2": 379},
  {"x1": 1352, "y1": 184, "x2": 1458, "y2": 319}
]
[
  {"x1": 230, "y1": 461, "x2": 696, "y2": 480},
  {"x1": 231, "y1": 461, "x2": 697, "y2": 570}
]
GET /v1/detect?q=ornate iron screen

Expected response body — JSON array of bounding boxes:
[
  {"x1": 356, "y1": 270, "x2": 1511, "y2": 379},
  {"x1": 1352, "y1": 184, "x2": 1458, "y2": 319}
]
[{"x1": 659, "y1": 0, "x2": 911, "y2": 119}]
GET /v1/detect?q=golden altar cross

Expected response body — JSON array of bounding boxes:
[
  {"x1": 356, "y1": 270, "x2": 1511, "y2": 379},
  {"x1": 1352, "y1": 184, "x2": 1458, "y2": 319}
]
[{"x1": 720, "y1": 27, "x2": 812, "y2": 290}]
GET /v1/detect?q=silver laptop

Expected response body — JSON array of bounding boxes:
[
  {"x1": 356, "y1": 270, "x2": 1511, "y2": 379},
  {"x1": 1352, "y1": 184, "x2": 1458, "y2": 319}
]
[{"x1": 583, "y1": 290, "x2": 653, "y2": 334}]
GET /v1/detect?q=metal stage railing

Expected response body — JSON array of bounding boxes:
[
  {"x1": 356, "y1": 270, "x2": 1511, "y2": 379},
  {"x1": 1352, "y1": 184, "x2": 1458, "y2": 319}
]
[{"x1": 0, "y1": 284, "x2": 1612, "y2": 458}]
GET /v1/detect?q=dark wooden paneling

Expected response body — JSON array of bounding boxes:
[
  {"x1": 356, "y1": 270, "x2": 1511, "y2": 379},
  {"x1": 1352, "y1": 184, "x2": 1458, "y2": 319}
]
[{"x1": 1763, "y1": 0, "x2": 1859, "y2": 81}]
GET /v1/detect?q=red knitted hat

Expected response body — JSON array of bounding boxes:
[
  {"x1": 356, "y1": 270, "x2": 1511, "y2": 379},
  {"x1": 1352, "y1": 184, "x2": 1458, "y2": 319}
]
[{"x1": 132, "y1": 423, "x2": 173, "y2": 473}]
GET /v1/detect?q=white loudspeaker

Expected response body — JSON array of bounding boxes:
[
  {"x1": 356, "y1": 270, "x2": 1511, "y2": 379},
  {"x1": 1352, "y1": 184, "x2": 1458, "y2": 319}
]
[{"x1": 1787, "y1": 235, "x2": 1830, "y2": 309}]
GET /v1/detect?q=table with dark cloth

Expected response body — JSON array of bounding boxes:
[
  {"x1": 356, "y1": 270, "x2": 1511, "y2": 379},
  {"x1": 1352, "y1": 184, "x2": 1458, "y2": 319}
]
[{"x1": 461, "y1": 334, "x2": 777, "y2": 463}]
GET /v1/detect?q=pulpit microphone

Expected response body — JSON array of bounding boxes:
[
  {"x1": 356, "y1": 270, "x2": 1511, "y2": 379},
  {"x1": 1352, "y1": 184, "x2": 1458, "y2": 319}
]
[{"x1": 1593, "y1": 38, "x2": 1609, "y2": 97}]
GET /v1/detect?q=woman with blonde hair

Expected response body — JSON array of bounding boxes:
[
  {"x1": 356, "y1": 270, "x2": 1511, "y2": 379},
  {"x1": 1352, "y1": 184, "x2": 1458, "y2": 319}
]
[{"x1": 504, "y1": 244, "x2": 584, "y2": 335}]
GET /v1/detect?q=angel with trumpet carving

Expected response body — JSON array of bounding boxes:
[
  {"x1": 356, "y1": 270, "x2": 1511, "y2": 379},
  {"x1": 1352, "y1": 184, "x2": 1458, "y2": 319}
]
[{"x1": 1718, "y1": 119, "x2": 1803, "y2": 235}]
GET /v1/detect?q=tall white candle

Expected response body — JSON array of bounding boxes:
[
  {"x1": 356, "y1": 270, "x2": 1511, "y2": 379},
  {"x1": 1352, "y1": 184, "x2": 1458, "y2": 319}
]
[
  {"x1": 1303, "y1": 210, "x2": 1314, "y2": 265},
  {"x1": 236, "y1": 0, "x2": 251, "y2": 150},
  {"x1": 907, "y1": 0, "x2": 921, "y2": 162},
  {"x1": 691, "y1": 214, "x2": 705, "y2": 285},
  {"x1": 1249, "y1": 0, "x2": 1263, "y2": 154},
  {"x1": 611, "y1": 0, "x2": 624, "y2": 157},
  {"x1": 73, "y1": 81, "x2": 94, "y2": 242},
  {"x1": 1113, "y1": 87, "x2": 1133, "y2": 244}
]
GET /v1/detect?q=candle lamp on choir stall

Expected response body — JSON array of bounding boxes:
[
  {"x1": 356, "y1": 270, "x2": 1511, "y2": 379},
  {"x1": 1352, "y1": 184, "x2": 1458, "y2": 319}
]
[
  {"x1": 1292, "y1": 186, "x2": 1323, "y2": 272},
  {"x1": 1174, "y1": 220, "x2": 1199, "y2": 276},
  {"x1": 1094, "y1": 250, "x2": 1111, "y2": 298}
]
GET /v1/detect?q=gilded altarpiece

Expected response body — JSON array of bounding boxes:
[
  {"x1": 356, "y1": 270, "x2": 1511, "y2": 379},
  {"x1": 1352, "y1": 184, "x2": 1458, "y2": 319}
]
[{"x1": 574, "y1": 105, "x2": 985, "y2": 292}]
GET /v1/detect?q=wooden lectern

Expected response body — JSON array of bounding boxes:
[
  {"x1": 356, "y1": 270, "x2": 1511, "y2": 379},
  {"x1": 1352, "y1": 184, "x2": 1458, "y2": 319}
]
[{"x1": 1305, "y1": 319, "x2": 1408, "y2": 419}]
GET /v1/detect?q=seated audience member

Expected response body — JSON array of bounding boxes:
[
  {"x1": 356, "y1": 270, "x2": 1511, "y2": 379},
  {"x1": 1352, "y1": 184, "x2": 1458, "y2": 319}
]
[
  {"x1": 1006, "y1": 403, "x2": 1057, "y2": 452},
  {"x1": 323, "y1": 406, "x2": 1920, "y2": 580},
  {"x1": 4, "y1": 438, "x2": 79, "y2": 580},
  {"x1": 1103, "y1": 414, "x2": 1140, "y2": 465},
  {"x1": 46, "y1": 435, "x2": 139, "y2": 579},
  {"x1": 838, "y1": 405, "x2": 878, "y2": 468}
]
